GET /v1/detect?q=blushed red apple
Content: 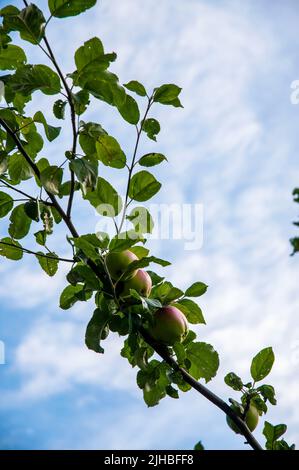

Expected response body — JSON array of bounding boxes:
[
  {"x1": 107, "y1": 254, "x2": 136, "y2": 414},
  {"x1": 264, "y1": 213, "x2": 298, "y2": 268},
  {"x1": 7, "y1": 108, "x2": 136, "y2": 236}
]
[
  {"x1": 149, "y1": 305, "x2": 189, "y2": 345},
  {"x1": 121, "y1": 269, "x2": 152, "y2": 298}
]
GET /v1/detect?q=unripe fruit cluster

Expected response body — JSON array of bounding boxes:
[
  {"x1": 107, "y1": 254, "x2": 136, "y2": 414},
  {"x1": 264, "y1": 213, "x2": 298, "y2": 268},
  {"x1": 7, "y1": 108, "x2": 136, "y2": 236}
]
[{"x1": 106, "y1": 250, "x2": 189, "y2": 345}]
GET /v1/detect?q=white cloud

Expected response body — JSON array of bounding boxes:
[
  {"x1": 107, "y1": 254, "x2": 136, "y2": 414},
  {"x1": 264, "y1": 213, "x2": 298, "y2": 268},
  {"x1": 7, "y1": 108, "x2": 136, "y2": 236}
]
[{"x1": 9, "y1": 319, "x2": 137, "y2": 401}]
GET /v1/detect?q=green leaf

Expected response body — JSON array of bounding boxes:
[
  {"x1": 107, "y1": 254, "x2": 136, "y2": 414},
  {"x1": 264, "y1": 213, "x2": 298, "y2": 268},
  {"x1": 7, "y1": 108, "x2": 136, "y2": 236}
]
[
  {"x1": 125, "y1": 256, "x2": 171, "y2": 275},
  {"x1": 224, "y1": 372, "x2": 243, "y2": 391},
  {"x1": 50, "y1": 207, "x2": 62, "y2": 225},
  {"x1": 48, "y1": 0, "x2": 97, "y2": 18},
  {"x1": 23, "y1": 130, "x2": 44, "y2": 158},
  {"x1": 121, "y1": 333, "x2": 139, "y2": 365},
  {"x1": 75, "y1": 37, "x2": 104, "y2": 70},
  {"x1": 175, "y1": 299, "x2": 205, "y2": 325},
  {"x1": 0, "y1": 191, "x2": 13, "y2": 217},
  {"x1": 147, "y1": 271, "x2": 164, "y2": 286},
  {"x1": 80, "y1": 72, "x2": 126, "y2": 107},
  {"x1": 36, "y1": 157, "x2": 50, "y2": 174},
  {"x1": 53, "y1": 99, "x2": 66, "y2": 119},
  {"x1": 173, "y1": 342, "x2": 186, "y2": 364},
  {"x1": 129, "y1": 170, "x2": 161, "y2": 202},
  {"x1": 143, "y1": 297, "x2": 162, "y2": 310},
  {"x1": 153, "y1": 83, "x2": 182, "y2": 106},
  {"x1": 273, "y1": 440, "x2": 295, "y2": 450},
  {"x1": 59, "y1": 180, "x2": 80, "y2": 197},
  {"x1": 151, "y1": 282, "x2": 183, "y2": 304},
  {"x1": 129, "y1": 246, "x2": 149, "y2": 259},
  {"x1": 186, "y1": 342, "x2": 219, "y2": 382},
  {"x1": 85, "y1": 306, "x2": 111, "y2": 354},
  {"x1": 170, "y1": 370, "x2": 191, "y2": 392},
  {"x1": 142, "y1": 118, "x2": 160, "y2": 141},
  {"x1": 182, "y1": 330, "x2": 197, "y2": 346},
  {"x1": 69, "y1": 157, "x2": 97, "y2": 193},
  {"x1": 263, "y1": 421, "x2": 288, "y2": 450},
  {"x1": 95, "y1": 231, "x2": 110, "y2": 249},
  {"x1": 67, "y1": 263, "x2": 101, "y2": 291},
  {"x1": 73, "y1": 89, "x2": 90, "y2": 115},
  {"x1": 293, "y1": 187, "x2": 299, "y2": 203},
  {"x1": 0, "y1": 44, "x2": 27, "y2": 70},
  {"x1": 36, "y1": 252, "x2": 59, "y2": 277},
  {"x1": 8, "y1": 204, "x2": 31, "y2": 239},
  {"x1": 96, "y1": 134, "x2": 126, "y2": 169},
  {"x1": 257, "y1": 384, "x2": 277, "y2": 405},
  {"x1": 109, "y1": 230, "x2": 144, "y2": 252},
  {"x1": 124, "y1": 80, "x2": 146, "y2": 97},
  {"x1": 79, "y1": 121, "x2": 106, "y2": 156},
  {"x1": 194, "y1": 441, "x2": 205, "y2": 451},
  {"x1": 0, "y1": 26, "x2": 11, "y2": 49},
  {"x1": 290, "y1": 236, "x2": 299, "y2": 255},
  {"x1": 59, "y1": 284, "x2": 91, "y2": 310},
  {"x1": 134, "y1": 346, "x2": 150, "y2": 371},
  {"x1": 85, "y1": 176, "x2": 122, "y2": 217},
  {"x1": 250, "y1": 347, "x2": 275, "y2": 382},
  {"x1": 73, "y1": 37, "x2": 116, "y2": 82},
  {"x1": 33, "y1": 111, "x2": 61, "y2": 142},
  {"x1": 139, "y1": 152, "x2": 167, "y2": 167},
  {"x1": 72, "y1": 236, "x2": 101, "y2": 262},
  {"x1": 166, "y1": 97, "x2": 183, "y2": 108},
  {"x1": 34, "y1": 230, "x2": 47, "y2": 246},
  {"x1": 12, "y1": 92, "x2": 31, "y2": 113},
  {"x1": 8, "y1": 153, "x2": 33, "y2": 182},
  {"x1": 137, "y1": 360, "x2": 171, "y2": 407},
  {"x1": 117, "y1": 94, "x2": 140, "y2": 125},
  {"x1": 109, "y1": 313, "x2": 129, "y2": 336},
  {"x1": 0, "y1": 237, "x2": 23, "y2": 260},
  {"x1": 250, "y1": 395, "x2": 267, "y2": 415},
  {"x1": 24, "y1": 200, "x2": 39, "y2": 222},
  {"x1": 40, "y1": 166, "x2": 63, "y2": 195},
  {"x1": 51, "y1": 207, "x2": 62, "y2": 224},
  {"x1": 15, "y1": 115, "x2": 35, "y2": 135},
  {"x1": 127, "y1": 206, "x2": 154, "y2": 234},
  {"x1": 1, "y1": 4, "x2": 46, "y2": 44},
  {"x1": 10, "y1": 64, "x2": 61, "y2": 96},
  {"x1": 185, "y1": 282, "x2": 208, "y2": 297},
  {"x1": 166, "y1": 384, "x2": 179, "y2": 399}
]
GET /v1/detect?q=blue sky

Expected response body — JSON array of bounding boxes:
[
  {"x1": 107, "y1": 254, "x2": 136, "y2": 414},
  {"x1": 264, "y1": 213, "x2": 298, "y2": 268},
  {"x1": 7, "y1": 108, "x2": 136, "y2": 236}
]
[{"x1": 0, "y1": 0, "x2": 299, "y2": 450}]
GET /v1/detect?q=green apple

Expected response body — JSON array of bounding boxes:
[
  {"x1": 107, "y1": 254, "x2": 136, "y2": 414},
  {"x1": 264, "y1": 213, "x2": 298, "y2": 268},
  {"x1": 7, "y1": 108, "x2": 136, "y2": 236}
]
[
  {"x1": 245, "y1": 403, "x2": 259, "y2": 432},
  {"x1": 106, "y1": 250, "x2": 138, "y2": 281},
  {"x1": 149, "y1": 306, "x2": 189, "y2": 345},
  {"x1": 226, "y1": 402, "x2": 259, "y2": 434},
  {"x1": 121, "y1": 269, "x2": 152, "y2": 298}
]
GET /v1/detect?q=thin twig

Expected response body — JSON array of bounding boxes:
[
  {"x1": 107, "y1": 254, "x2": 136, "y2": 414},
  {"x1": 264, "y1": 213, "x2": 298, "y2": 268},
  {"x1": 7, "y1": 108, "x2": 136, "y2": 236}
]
[
  {"x1": 41, "y1": 37, "x2": 78, "y2": 219},
  {"x1": 118, "y1": 96, "x2": 153, "y2": 233},
  {"x1": 0, "y1": 118, "x2": 79, "y2": 237},
  {"x1": 0, "y1": 241, "x2": 74, "y2": 263},
  {"x1": 0, "y1": 178, "x2": 53, "y2": 206}
]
